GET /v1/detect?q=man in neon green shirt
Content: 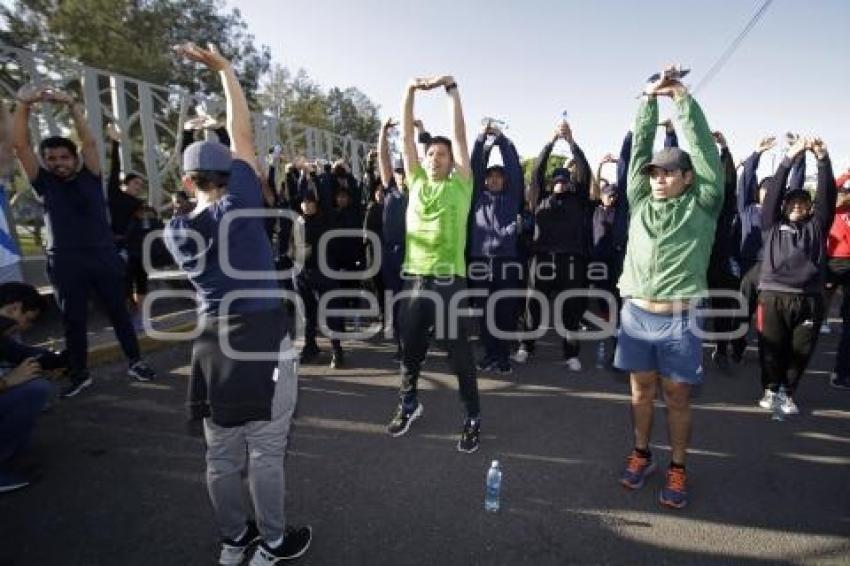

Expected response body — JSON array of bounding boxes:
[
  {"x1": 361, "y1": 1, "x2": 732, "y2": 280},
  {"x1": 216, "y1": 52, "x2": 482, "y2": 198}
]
[{"x1": 386, "y1": 74, "x2": 482, "y2": 453}]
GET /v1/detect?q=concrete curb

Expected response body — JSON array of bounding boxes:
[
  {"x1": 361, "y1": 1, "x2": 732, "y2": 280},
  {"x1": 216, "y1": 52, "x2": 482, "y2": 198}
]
[{"x1": 87, "y1": 322, "x2": 197, "y2": 367}]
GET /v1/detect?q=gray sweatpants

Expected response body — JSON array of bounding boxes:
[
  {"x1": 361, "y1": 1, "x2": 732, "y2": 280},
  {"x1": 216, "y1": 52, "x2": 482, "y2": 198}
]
[{"x1": 203, "y1": 343, "x2": 298, "y2": 543}]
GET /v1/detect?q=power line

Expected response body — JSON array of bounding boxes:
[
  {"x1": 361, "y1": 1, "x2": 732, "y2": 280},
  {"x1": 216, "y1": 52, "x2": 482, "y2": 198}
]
[{"x1": 693, "y1": 0, "x2": 774, "y2": 93}]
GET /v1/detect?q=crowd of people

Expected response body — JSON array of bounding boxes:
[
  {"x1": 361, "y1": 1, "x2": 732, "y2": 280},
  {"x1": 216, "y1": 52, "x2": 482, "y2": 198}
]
[{"x1": 0, "y1": 42, "x2": 848, "y2": 564}]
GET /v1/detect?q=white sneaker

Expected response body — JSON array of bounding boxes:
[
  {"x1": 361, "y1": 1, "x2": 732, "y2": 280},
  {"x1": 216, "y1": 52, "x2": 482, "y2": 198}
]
[
  {"x1": 819, "y1": 323, "x2": 832, "y2": 335},
  {"x1": 780, "y1": 395, "x2": 799, "y2": 415},
  {"x1": 511, "y1": 348, "x2": 529, "y2": 364},
  {"x1": 564, "y1": 357, "x2": 582, "y2": 371},
  {"x1": 758, "y1": 389, "x2": 776, "y2": 409}
]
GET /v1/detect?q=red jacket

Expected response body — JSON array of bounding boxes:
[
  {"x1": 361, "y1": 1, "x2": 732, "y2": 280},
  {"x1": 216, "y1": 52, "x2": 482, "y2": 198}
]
[{"x1": 828, "y1": 171, "x2": 850, "y2": 258}]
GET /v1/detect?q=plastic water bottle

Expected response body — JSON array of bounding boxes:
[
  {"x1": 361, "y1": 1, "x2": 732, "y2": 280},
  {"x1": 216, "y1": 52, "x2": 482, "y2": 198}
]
[
  {"x1": 484, "y1": 460, "x2": 502, "y2": 513},
  {"x1": 595, "y1": 340, "x2": 607, "y2": 369},
  {"x1": 771, "y1": 387, "x2": 785, "y2": 422}
]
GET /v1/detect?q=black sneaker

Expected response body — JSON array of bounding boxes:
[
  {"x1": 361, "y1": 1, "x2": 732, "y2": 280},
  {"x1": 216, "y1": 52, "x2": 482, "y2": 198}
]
[
  {"x1": 330, "y1": 350, "x2": 344, "y2": 369},
  {"x1": 218, "y1": 520, "x2": 260, "y2": 566},
  {"x1": 128, "y1": 360, "x2": 156, "y2": 382},
  {"x1": 476, "y1": 356, "x2": 496, "y2": 372},
  {"x1": 61, "y1": 371, "x2": 92, "y2": 398},
  {"x1": 0, "y1": 468, "x2": 31, "y2": 494},
  {"x1": 386, "y1": 403, "x2": 423, "y2": 437},
  {"x1": 457, "y1": 418, "x2": 480, "y2": 453},
  {"x1": 830, "y1": 373, "x2": 850, "y2": 390},
  {"x1": 249, "y1": 526, "x2": 312, "y2": 565},
  {"x1": 731, "y1": 338, "x2": 746, "y2": 363},
  {"x1": 299, "y1": 345, "x2": 320, "y2": 364},
  {"x1": 711, "y1": 349, "x2": 730, "y2": 373},
  {"x1": 496, "y1": 362, "x2": 513, "y2": 375}
]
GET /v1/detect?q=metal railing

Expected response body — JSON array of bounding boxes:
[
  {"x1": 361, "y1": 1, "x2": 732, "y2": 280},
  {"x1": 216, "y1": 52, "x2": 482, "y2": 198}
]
[{"x1": 0, "y1": 42, "x2": 371, "y2": 209}]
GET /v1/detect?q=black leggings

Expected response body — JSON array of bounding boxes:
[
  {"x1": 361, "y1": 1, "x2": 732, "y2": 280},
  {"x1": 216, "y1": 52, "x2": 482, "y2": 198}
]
[
  {"x1": 399, "y1": 276, "x2": 480, "y2": 418},
  {"x1": 757, "y1": 291, "x2": 823, "y2": 394},
  {"x1": 125, "y1": 256, "x2": 149, "y2": 298}
]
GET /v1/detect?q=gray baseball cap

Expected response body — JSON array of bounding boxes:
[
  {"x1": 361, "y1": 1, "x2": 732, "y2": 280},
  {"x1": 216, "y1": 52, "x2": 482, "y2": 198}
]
[
  {"x1": 182, "y1": 140, "x2": 233, "y2": 173},
  {"x1": 640, "y1": 147, "x2": 693, "y2": 175}
]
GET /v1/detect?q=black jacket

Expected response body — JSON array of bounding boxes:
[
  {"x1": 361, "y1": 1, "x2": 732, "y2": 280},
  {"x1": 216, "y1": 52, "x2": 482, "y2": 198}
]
[
  {"x1": 707, "y1": 147, "x2": 739, "y2": 277},
  {"x1": 529, "y1": 139, "x2": 593, "y2": 256},
  {"x1": 759, "y1": 155, "x2": 836, "y2": 294}
]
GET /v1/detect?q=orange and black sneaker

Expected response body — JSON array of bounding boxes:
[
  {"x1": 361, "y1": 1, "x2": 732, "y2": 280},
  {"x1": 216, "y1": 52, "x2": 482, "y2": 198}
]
[
  {"x1": 659, "y1": 466, "x2": 688, "y2": 509},
  {"x1": 619, "y1": 450, "x2": 656, "y2": 490}
]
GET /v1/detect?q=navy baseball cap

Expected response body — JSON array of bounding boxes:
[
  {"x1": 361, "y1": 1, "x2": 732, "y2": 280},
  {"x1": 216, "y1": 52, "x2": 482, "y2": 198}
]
[
  {"x1": 182, "y1": 141, "x2": 232, "y2": 173},
  {"x1": 783, "y1": 188, "x2": 812, "y2": 204},
  {"x1": 640, "y1": 147, "x2": 693, "y2": 175},
  {"x1": 552, "y1": 167, "x2": 571, "y2": 184}
]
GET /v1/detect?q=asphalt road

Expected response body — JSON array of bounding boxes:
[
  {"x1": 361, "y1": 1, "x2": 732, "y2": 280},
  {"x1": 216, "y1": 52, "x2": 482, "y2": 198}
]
[{"x1": 1, "y1": 331, "x2": 849, "y2": 565}]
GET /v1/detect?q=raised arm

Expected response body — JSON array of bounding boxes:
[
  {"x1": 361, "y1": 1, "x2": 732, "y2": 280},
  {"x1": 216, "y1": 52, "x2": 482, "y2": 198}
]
[
  {"x1": 471, "y1": 132, "x2": 487, "y2": 201},
  {"x1": 413, "y1": 119, "x2": 431, "y2": 154},
  {"x1": 714, "y1": 131, "x2": 737, "y2": 219},
  {"x1": 106, "y1": 124, "x2": 122, "y2": 201},
  {"x1": 788, "y1": 151, "x2": 806, "y2": 191},
  {"x1": 43, "y1": 89, "x2": 101, "y2": 175},
  {"x1": 401, "y1": 81, "x2": 420, "y2": 179},
  {"x1": 0, "y1": 102, "x2": 13, "y2": 178},
  {"x1": 532, "y1": 136, "x2": 556, "y2": 199},
  {"x1": 673, "y1": 91, "x2": 721, "y2": 213},
  {"x1": 617, "y1": 130, "x2": 632, "y2": 197},
  {"x1": 738, "y1": 136, "x2": 773, "y2": 212},
  {"x1": 567, "y1": 133, "x2": 591, "y2": 199},
  {"x1": 762, "y1": 137, "x2": 805, "y2": 231},
  {"x1": 810, "y1": 138, "x2": 836, "y2": 229},
  {"x1": 177, "y1": 43, "x2": 255, "y2": 172},
  {"x1": 626, "y1": 97, "x2": 657, "y2": 206},
  {"x1": 504, "y1": 138, "x2": 525, "y2": 212},
  {"x1": 12, "y1": 85, "x2": 47, "y2": 181},
  {"x1": 377, "y1": 118, "x2": 394, "y2": 188},
  {"x1": 492, "y1": 132, "x2": 524, "y2": 207},
  {"x1": 661, "y1": 119, "x2": 679, "y2": 148},
  {"x1": 443, "y1": 76, "x2": 470, "y2": 179}
]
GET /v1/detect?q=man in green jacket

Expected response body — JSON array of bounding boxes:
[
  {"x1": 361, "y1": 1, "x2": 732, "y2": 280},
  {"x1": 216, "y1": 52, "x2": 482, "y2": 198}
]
[{"x1": 614, "y1": 67, "x2": 722, "y2": 509}]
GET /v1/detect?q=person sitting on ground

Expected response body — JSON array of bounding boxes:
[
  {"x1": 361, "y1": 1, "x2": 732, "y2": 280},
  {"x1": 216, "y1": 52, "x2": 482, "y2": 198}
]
[{"x1": 0, "y1": 282, "x2": 68, "y2": 493}]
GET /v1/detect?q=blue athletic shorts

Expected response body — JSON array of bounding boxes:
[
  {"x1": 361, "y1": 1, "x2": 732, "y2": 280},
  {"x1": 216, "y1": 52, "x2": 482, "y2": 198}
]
[{"x1": 613, "y1": 299, "x2": 705, "y2": 384}]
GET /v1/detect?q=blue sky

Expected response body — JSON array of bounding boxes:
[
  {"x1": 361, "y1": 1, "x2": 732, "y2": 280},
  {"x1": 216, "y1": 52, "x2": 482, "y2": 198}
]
[{"x1": 227, "y1": 0, "x2": 850, "y2": 177}]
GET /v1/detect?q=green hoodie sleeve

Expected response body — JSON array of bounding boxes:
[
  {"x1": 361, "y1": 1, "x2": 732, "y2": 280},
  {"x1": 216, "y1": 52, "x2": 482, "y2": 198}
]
[
  {"x1": 626, "y1": 96, "x2": 658, "y2": 208},
  {"x1": 675, "y1": 94, "x2": 722, "y2": 216}
]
